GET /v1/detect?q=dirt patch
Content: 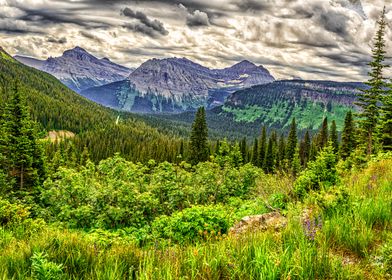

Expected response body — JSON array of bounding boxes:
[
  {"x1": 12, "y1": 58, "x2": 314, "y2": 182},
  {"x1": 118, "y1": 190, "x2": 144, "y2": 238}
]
[{"x1": 45, "y1": 130, "x2": 75, "y2": 142}]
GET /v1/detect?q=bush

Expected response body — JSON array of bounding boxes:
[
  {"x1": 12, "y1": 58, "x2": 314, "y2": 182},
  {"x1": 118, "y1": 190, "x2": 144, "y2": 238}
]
[
  {"x1": 151, "y1": 205, "x2": 233, "y2": 244},
  {"x1": 0, "y1": 198, "x2": 30, "y2": 227},
  {"x1": 294, "y1": 145, "x2": 338, "y2": 198},
  {"x1": 31, "y1": 252, "x2": 64, "y2": 280}
]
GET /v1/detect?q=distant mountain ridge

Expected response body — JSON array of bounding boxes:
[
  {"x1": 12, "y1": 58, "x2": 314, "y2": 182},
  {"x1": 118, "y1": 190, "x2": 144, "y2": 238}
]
[
  {"x1": 14, "y1": 47, "x2": 133, "y2": 92},
  {"x1": 81, "y1": 57, "x2": 275, "y2": 112}
]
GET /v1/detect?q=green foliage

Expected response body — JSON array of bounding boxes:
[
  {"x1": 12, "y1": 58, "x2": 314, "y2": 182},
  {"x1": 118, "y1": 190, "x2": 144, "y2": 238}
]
[
  {"x1": 151, "y1": 205, "x2": 233, "y2": 244},
  {"x1": 340, "y1": 111, "x2": 356, "y2": 159},
  {"x1": 268, "y1": 193, "x2": 289, "y2": 210},
  {"x1": 41, "y1": 155, "x2": 260, "y2": 229},
  {"x1": 0, "y1": 197, "x2": 30, "y2": 227},
  {"x1": 31, "y1": 252, "x2": 64, "y2": 280},
  {"x1": 286, "y1": 118, "x2": 297, "y2": 166},
  {"x1": 356, "y1": 8, "x2": 389, "y2": 155},
  {"x1": 0, "y1": 85, "x2": 46, "y2": 193},
  {"x1": 380, "y1": 81, "x2": 392, "y2": 150},
  {"x1": 294, "y1": 144, "x2": 338, "y2": 198},
  {"x1": 189, "y1": 107, "x2": 209, "y2": 165}
]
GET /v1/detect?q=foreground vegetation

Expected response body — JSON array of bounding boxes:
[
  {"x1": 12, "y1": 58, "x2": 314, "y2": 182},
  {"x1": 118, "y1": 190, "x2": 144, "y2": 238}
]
[{"x1": 0, "y1": 154, "x2": 391, "y2": 279}]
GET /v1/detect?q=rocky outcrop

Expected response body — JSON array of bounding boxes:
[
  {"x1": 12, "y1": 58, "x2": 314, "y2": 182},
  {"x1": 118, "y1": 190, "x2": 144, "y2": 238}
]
[{"x1": 229, "y1": 212, "x2": 287, "y2": 235}]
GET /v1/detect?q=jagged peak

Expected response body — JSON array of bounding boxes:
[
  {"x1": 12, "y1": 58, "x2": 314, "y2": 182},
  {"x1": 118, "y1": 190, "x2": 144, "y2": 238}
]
[{"x1": 62, "y1": 46, "x2": 93, "y2": 58}]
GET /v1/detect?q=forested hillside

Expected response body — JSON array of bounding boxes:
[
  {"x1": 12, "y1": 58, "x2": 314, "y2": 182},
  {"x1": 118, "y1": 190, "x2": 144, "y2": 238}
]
[{"x1": 0, "y1": 47, "x2": 182, "y2": 163}]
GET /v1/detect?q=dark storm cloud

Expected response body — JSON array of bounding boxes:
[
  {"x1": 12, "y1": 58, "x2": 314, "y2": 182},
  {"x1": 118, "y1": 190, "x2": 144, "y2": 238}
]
[
  {"x1": 122, "y1": 7, "x2": 169, "y2": 36},
  {"x1": 317, "y1": 10, "x2": 350, "y2": 36},
  {"x1": 18, "y1": 8, "x2": 111, "y2": 29},
  {"x1": 79, "y1": 31, "x2": 104, "y2": 43},
  {"x1": 232, "y1": 0, "x2": 269, "y2": 12},
  {"x1": 47, "y1": 37, "x2": 67, "y2": 44}
]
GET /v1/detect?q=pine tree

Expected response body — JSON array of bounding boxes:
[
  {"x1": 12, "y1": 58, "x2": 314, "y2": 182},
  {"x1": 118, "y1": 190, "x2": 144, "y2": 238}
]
[
  {"x1": 356, "y1": 7, "x2": 388, "y2": 155},
  {"x1": 258, "y1": 126, "x2": 267, "y2": 168},
  {"x1": 380, "y1": 80, "x2": 392, "y2": 150},
  {"x1": 317, "y1": 117, "x2": 329, "y2": 150},
  {"x1": 286, "y1": 118, "x2": 297, "y2": 167},
  {"x1": 189, "y1": 107, "x2": 209, "y2": 165},
  {"x1": 330, "y1": 120, "x2": 339, "y2": 154},
  {"x1": 240, "y1": 137, "x2": 247, "y2": 163},
  {"x1": 292, "y1": 146, "x2": 301, "y2": 176},
  {"x1": 0, "y1": 84, "x2": 46, "y2": 192},
  {"x1": 276, "y1": 133, "x2": 286, "y2": 169},
  {"x1": 264, "y1": 137, "x2": 275, "y2": 173},
  {"x1": 340, "y1": 111, "x2": 356, "y2": 159},
  {"x1": 300, "y1": 130, "x2": 311, "y2": 167},
  {"x1": 251, "y1": 138, "x2": 258, "y2": 166}
]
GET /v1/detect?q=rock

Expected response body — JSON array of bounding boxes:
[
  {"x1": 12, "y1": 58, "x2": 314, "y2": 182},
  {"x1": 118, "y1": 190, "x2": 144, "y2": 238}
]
[{"x1": 229, "y1": 212, "x2": 287, "y2": 235}]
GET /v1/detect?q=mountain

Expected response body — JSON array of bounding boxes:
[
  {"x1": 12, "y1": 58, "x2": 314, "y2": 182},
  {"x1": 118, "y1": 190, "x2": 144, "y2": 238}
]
[
  {"x1": 14, "y1": 47, "x2": 133, "y2": 92},
  {"x1": 0, "y1": 46, "x2": 181, "y2": 163},
  {"x1": 139, "y1": 79, "x2": 365, "y2": 139},
  {"x1": 81, "y1": 58, "x2": 275, "y2": 113},
  {"x1": 220, "y1": 80, "x2": 364, "y2": 130}
]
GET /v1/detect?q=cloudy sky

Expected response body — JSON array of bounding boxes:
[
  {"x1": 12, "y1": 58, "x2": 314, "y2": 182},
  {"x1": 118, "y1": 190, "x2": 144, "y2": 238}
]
[{"x1": 0, "y1": 0, "x2": 391, "y2": 81}]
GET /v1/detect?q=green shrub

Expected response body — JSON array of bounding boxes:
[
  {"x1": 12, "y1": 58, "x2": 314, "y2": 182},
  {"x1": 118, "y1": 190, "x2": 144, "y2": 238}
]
[
  {"x1": 31, "y1": 252, "x2": 64, "y2": 280},
  {"x1": 151, "y1": 205, "x2": 234, "y2": 244},
  {"x1": 0, "y1": 198, "x2": 30, "y2": 227},
  {"x1": 294, "y1": 145, "x2": 338, "y2": 198}
]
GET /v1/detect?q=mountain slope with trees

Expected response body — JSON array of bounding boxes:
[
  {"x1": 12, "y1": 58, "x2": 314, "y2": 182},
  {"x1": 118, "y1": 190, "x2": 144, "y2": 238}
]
[{"x1": 0, "y1": 47, "x2": 182, "y2": 163}]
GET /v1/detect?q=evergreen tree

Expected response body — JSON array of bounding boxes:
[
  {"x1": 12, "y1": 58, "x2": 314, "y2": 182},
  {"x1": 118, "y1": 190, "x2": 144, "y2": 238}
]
[
  {"x1": 300, "y1": 130, "x2": 311, "y2": 167},
  {"x1": 356, "y1": 7, "x2": 388, "y2": 155},
  {"x1": 330, "y1": 120, "x2": 339, "y2": 154},
  {"x1": 380, "y1": 81, "x2": 392, "y2": 150},
  {"x1": 0, "y1": 84, "x2": 46, "y2": 192},
  {"x1": 340, "y1": 111, "x2": 356, "y2": 159},
  {"x1": 264, "y1": 137, "x2": 275, "y2": 173},
  {"x1": 292, "y1": 146, "x2": 301, "y2": 176},
  {"x1": 240, "y1": 137, "x2": 247, "y2": 163},
  {"x1": 277, "y1": 133, "x2": 286, "y2": 169},
  {"x1": 251, "y1": 138, "x2": 258, "y2": 166},
  {"x1": 286, "y1": 118, "x2": 297, "y2": 167},
  {"x1": 258, "y1": 126, "x2": 267, "y2": 168},
  {"x1": 189, "y1": 107, "x2": 209, "y2": 165},
  {"x1": 317, "y1": 117, "x2": 329, "y2": 149}
]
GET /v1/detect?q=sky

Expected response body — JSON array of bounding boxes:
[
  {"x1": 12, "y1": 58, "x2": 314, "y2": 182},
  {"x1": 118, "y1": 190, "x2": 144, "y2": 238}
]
[{"x1": 0, "y1": 0, "x2": 391, "y2": 81}]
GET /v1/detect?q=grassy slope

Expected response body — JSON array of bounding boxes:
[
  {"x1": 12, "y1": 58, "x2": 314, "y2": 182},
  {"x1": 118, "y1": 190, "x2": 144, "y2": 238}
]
[{"x1": 0, "y1": 157, "x2": 390, "y2": 279}]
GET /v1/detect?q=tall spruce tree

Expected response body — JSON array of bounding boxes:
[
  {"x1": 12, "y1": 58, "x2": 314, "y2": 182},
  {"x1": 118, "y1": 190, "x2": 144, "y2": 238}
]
[
  {"x1": 0, "y1": 84, "x2": 46, "y2": 192},
  {"x1": 380, "y1": 80, "x2": 392, "y2": 150},
  {"x1": 276, "y1": 133, "x2": 286, "y2": 170},
  {"x1": 251, "y1": 138, "x2": 258, "y2": 166},
  {"x1": 356, "y1": 7, "x2": 388, "y2": 155},
  {"x1": 330, "y1": 120, "x2": 339, "y2": 154},
  {"x1": 317, "y1": 117, "x2": 329, "y2": 150},
  {"x1": 264, "y1": 137, "x2": 275, "y2": 173},
  {"x1": 300, "y1": 130, "x2": 311, "y2": 167},
  {"x1": 259, "y1": 126, "x2": 267, "y2": 168},
  {"x1": 286, "y1": 118, "x2": 298, "y2": 167},
  {"x1": 240, "y1": 137, "x2": 247, "y2": 163},
  {"x1": 189, "y1": 107, "x2": 209, "y2": 165},
  {"x1": 340, "y1": 111, "x2": 356, "y2": 159}
]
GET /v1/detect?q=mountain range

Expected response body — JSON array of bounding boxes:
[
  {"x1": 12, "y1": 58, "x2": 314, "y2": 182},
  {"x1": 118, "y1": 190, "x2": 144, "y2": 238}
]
[
  {"x1": 81, "y1": 57, "x2": 275, "y2": 112},
  {"x1": 15, "y1": 47, "x2": 275, "y2": 112},
  {"x1": 11, "y1": 46, "x2": 364, "y2": 135},
  {"x1": 15, "y1": 47, "x2": 133, "y2": 92}
]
